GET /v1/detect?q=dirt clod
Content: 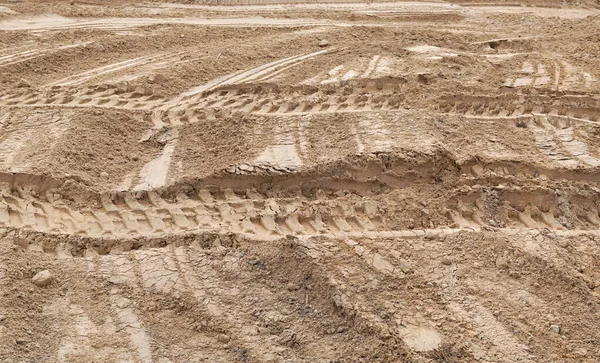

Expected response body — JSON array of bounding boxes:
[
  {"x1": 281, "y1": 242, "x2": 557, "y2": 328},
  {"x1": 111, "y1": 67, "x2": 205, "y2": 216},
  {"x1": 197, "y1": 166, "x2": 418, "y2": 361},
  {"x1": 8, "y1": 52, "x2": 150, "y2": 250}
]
[
  {"x1": 15, "y1": 79, "x2": 31, "y2": 88},
  {"x1": 31, "y1": 270, "x2": 53, "y2": 287}
]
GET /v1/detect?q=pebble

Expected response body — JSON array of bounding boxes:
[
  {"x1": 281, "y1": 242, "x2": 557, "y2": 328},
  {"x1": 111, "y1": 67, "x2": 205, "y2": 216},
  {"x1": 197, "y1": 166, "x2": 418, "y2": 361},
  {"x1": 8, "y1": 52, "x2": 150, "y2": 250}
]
[
  {"x1": 16, "y1": 79, "x2": 31, "y2": 88},
  {"x1": 495, "y1": 255, "x2": 509, "y2": 269},
  {"x1": 32, "y1": 270, "x2": 53, "y2": 287},
  {"x1": 286, "y1": 283, "x2": 298, "y2": 291},
  {"x1": 319, "y1": 39, "x2": 330, "y2": 47},
  {"x1": 216, "y1": 334, "x2": 230, "y2": 343},
  {"x1": 150, "y1": 73, "x2": 167, "y2": 84},
  {"x1": 550, "y1": 324, "x2": 561, "y2": 334}
]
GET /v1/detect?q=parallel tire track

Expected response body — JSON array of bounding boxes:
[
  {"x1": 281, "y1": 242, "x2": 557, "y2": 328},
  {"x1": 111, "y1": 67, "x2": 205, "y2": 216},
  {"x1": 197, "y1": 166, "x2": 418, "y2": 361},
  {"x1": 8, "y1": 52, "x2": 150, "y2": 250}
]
[
  {"x1": 1, "y1": 184, "x2": 600, "y2": 250},
  {"x1": 47, "y1": 52, "x2": 184, "y2": 88},
  {"x1": 0, "y1": 42, "x2": 90, "y2": 69}
]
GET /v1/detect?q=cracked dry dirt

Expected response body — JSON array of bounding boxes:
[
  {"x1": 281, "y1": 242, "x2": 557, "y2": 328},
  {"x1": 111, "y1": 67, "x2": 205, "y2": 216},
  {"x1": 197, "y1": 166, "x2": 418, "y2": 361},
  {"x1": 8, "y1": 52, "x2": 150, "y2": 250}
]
[{"x1": 1, "y1": 0, "x2": 600, "y2": 362}]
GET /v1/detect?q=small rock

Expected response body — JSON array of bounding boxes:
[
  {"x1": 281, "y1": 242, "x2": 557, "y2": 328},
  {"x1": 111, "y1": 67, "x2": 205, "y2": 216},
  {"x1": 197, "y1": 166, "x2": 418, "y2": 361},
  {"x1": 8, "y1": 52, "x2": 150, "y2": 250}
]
[
  {"x1": 336, "y1": 326, "x2": 347, "y2": 333},
  {"x1": 16, "y1": 79, "x2": 31, "y2": 88},
  {"x1": 15, "y1": 338, "x2": 27, "y2": 345},
  {"x1": 31, "y1": 270, "x2": 53, "y2": 287},
  {"x1": 241, "y1": 325, "x2": 259, "y2": 336},
  {"x1": 216, "y1": 334, "x2": 230, "y2": 343},
  {"x1": 318, "y1": 39, "x2": 330, "y2": 47},
  {"x1": 495, "y1": 255, "x2": 509, "y2": 269},
  {"x1": 372, "y1": 253, "x2": 394, "y2": 273},
  {"x1": 133, "y1": 86, "x2": 150, "y2": 96},
  {"x1": 550, "y1": 324, "x2": 561, "y2": 334},
  {"x1": 0, "y1": 314, "x2": 5, "y2": 322},
  {"x1": 441, "y1": 257, "x2": 452, "y2": 266},
  {"x1": 247, "y1": 258, "x2": 260, "y2": 266},
  {"x1": 100, "y1": 171, "x2": 109, "y2": 178},
  {"x1": 417, "y1": 73, "x2": 431, "y2": 85},
  {"x1": 150, "y1": 73, "x2": 167, "y2": 84}
]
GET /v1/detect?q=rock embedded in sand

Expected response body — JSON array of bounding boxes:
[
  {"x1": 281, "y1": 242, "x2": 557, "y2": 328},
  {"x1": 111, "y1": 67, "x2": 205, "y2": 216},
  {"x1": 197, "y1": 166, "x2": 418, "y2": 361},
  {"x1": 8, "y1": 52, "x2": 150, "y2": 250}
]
[
  {"x1": 31, "y1": 270, "x2": 53, "y2": 287},
  {"x1": 16, "y1": 78, "x2": 31, "y2": 88}
]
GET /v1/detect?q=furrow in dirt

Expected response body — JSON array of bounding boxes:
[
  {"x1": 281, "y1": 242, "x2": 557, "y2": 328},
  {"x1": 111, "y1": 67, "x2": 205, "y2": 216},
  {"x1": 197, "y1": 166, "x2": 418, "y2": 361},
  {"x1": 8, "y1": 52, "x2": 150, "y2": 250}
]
[{"x1": 3, "y1": 167, "x2": 600, "y2": 242}]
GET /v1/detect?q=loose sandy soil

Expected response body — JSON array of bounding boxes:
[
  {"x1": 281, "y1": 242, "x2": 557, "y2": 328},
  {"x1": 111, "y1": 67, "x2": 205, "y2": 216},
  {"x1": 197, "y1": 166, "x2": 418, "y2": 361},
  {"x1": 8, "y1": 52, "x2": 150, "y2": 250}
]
[{"x1": 1, "y1": 0, "x2": 600, "y2": 362}]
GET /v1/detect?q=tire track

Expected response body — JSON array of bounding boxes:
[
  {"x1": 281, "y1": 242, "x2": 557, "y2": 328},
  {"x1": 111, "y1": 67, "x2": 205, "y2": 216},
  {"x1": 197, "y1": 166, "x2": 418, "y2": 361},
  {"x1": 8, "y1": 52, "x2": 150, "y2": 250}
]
[
  {"x1": 42, "y1": 297, "x2": 139, "y2": 362},
  {"x1": 360, "y1": 235, "x2": 534, "y2": 362},
  {"x1": 180, "y1": 49, "x2": 331, "y2": 99},
  {"x1": 149, "y1": 78, "x2": 405, "y2": 126},
  {"x1": 88, "y1": 245, "x2": 297, "y2": 361},
  {"x1": 0, "y1": 84, "x2": 166, "y2": 111},
  {"x1": 0, "y1": 16, "x2": 333, "y2": 32},
  {"x1": 0, "y1": 42, "x2": 91, "y2": 69},
  {"x1": 2, "y1": 182, "x2": 600, "y2": 248},
  {"x1": 438, "y1": 93, "x2": 600, "y2": 167},
  {"x1": 460, "y1": 113, "x2": 600, "y2": 168},
  {"x1": 46, "y1": 52, "x2": 184, "y2": 88},
  {"x1": 0, "y1": 65, "x2": 407, "y2": 125},
  {"x1": 553, "y1": 124, "x2": 600, "y2": 167},
  {"x1": 362, "y1": 55, "x2": 381, "y2": 78},
  {"x1": 530, "y1": 116, "x2": 581, "y2": 168},
  {"x1": 438, "y1": 95, "x2": 600, "y2": 123},
  {"x1": 147, "y1": 49, "x2": 332, "y2": 127},
  {"x1": 133, "y1": 129, "x2": 179, "y2": 191},
  {"x1": 254, "y1": 121, "x2": 303, "y2": 172},
  {"x1": 109, "y1": 288, "x2": 154, "y2": 363},
  {"x1": 232, "y1": 49, "x2": 330, "y2": 85},
  {"x1": 0, "y1": 186, "x2": 385, "y2": 239},
  {"x1": 0, "y1": 112, "x2": 70, "y2": 171}
]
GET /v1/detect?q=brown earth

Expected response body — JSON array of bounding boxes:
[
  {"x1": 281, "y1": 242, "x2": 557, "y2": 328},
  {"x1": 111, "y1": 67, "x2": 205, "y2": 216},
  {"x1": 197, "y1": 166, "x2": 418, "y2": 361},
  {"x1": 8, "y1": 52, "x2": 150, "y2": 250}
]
[{"x1": 1, "y1": 0, "x2": 600, "y2": 362}]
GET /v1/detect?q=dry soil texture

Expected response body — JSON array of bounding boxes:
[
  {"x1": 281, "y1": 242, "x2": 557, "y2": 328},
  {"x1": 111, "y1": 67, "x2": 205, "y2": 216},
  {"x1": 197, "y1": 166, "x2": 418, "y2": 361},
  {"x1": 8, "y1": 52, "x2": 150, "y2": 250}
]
[{"x1": 1, "y1": 0, "x2": 600, "y2": 362}]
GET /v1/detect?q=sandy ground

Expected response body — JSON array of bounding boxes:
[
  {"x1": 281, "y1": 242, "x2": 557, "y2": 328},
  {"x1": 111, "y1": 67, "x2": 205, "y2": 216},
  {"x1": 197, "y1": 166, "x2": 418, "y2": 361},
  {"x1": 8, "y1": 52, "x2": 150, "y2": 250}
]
[{"x1": 1, "y1": 0, "x2": 600, "y2": 362}]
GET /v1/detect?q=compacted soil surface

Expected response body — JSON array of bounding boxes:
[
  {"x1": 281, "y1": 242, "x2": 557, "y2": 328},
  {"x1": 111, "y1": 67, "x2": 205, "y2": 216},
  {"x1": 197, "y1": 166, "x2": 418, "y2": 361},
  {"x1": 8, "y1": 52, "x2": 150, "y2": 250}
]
[{"x1": 1, "y1": 0, "x2": 600, "y2": 361}]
